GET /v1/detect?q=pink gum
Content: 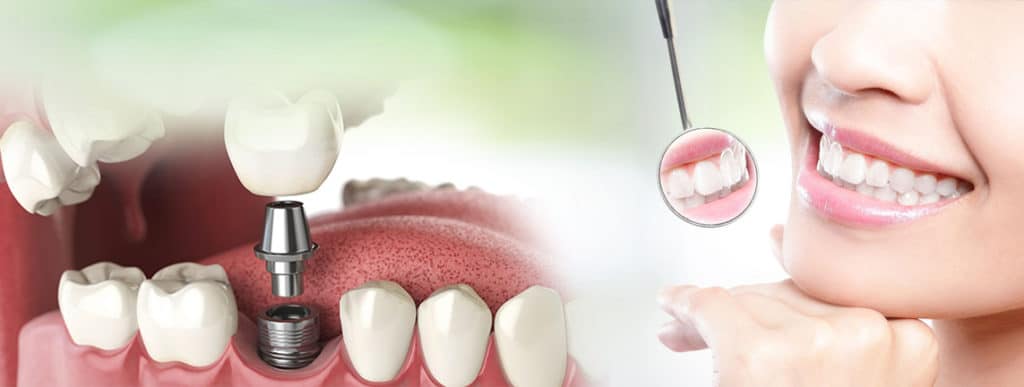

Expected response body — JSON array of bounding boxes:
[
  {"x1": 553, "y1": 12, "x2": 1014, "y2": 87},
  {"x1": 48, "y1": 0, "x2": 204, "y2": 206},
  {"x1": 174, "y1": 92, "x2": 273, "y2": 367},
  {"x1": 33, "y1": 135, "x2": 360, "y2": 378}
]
[{"x1": 19, "y1": 311, "x2": 587, "y2": 387}]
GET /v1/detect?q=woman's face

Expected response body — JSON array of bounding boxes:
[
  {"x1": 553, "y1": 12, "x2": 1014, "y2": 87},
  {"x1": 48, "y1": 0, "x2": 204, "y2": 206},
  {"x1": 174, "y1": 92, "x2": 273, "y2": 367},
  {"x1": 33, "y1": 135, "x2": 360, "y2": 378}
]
[{"x1": 766, "y1": 1, "x2": 1024, "y2": 319}]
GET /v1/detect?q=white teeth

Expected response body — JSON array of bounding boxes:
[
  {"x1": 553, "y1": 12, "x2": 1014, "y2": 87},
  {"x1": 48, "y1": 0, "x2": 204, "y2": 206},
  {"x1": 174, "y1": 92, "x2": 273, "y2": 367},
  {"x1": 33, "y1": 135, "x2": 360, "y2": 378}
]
[
  {"x1": 58, "y1": 262, "x2": 145, "y2": 350},
  {"x1": 838, "y1": 153, "x2": 867, "y2": 185},
  {"x1": 136, "y1": 263, "x2": 238, "y2": 367},
  {"x1": 856, "y1": 183, "x2": 874, "y2": 196},
  {"x1": 339, "y1": 280, "x2": 416, "y2": 383},
  {"x1": 826, "y1": 141, "x2": 843, "y2": 176},
  {"x1": 898, "y1": 191, "x2": 920, "y2": 206},
  {"x1": 914, "y1": 174, "x2": 937, "y2": 194},
  {"x1": 889, "y1": 167, "x2": 915, "y2": 193},
  {"x1": 417, "y1": 285, "x2": 492, "y2": 387},
  {"x1": 494, "y1": 286, "x2": 567, "y2": 387},
  {"x1": 664, "y1": 169, "x2": 693, "y2": 199},
  {"x1": 43, "y1": 83, "x2": 165, "y2": 166},
  {"x1": 936, "y1": 178, "x2": 958, "y2": 197},
  {"x1": 719, "y1": 148, "x2": 737, "y2": 186},
  {"x1": 224, "y1": 90, "x2": 344, "y2": 196},
  {"x1": 693, "y1": 160, "x2": 724, "y2": 196},
  {"x1": 874, "y1": 186, "x2": 897, "y2": 203},
  {"x1": 0, "y1": 121, "x2": 102, "y2": 215},
  {"x1": 682, "y1": 194, "x2": 705, "y2": 209},
  {"x1": 920, "y1": 193, "x2": 940, "y2": 204},
  {"x1": 865, "y1": 160, "x2": 890, "y2": 187}
]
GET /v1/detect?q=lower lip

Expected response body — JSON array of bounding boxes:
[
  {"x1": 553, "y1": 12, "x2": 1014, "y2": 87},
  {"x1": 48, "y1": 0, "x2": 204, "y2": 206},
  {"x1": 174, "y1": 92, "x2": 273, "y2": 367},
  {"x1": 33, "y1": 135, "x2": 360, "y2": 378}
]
[
  {"x1": 677, "y1": 155, "x2": 757, "y2": 225},
  {"x1": 797, "y1": 132, "x2": 958, "y2": 227}
]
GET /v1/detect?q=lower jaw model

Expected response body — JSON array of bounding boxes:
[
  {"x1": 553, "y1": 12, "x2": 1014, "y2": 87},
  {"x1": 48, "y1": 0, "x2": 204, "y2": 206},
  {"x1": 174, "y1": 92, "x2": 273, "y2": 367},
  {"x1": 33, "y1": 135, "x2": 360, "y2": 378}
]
[{"x1": 0, "y1": 89, "x2": 587, "y2": 386}]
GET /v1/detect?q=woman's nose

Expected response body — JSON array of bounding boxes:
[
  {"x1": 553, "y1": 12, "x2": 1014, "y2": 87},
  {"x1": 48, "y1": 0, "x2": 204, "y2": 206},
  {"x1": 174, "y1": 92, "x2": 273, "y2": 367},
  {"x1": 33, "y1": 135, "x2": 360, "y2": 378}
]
[{"x1": 809, "y1": 4, "x2": 937, "y2": 105}]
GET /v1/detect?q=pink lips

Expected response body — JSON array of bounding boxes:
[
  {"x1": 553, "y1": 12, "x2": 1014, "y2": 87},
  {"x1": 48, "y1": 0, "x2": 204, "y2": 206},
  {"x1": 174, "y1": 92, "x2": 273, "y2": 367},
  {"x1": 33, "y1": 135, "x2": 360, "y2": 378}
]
[
  {"x1": 797, "y1": 129, "x2": 962, "y2": 227},
  {"x1": 660, "y1": 130, "x2": 733, "y2": 170}
]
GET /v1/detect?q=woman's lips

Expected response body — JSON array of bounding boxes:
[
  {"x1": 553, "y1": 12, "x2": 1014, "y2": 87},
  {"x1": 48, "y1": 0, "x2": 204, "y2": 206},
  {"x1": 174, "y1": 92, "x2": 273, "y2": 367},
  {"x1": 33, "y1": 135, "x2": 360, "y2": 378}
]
[
  {"x1": 660, "y1": 130, "x2": 733, "y2": 170},
  {"x1": 797, "y1": 129, "x2": 964, "y2": 227}
]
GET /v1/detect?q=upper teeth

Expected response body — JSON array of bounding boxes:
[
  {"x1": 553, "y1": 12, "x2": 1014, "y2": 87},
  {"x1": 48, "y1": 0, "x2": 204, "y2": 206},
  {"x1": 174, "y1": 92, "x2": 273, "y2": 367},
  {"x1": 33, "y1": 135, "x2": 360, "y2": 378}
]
[
  {"x1": 494, "y1": 286, "x2": 568, "y2": 387},
  {"x1": 817, "y1": 134, "x2": 969, "y2": 205},
  {"x1": 663, "y1": 141, "x2": 749, "y2": 209},
  {"x1": 136, "y1": 263, "x2": 238, "y2": 367},
  {"x1": 0, "y1": 121, "x2": 102, "y2": 215},
  {"x1": 42, "y1": 81, "x2": 165, "y2": 167},
  {"x1": 339, "y1": 280, "x2": 417, "y2": 383},
  {"x1": 224, "y1": 90, "x2": 344, "y2": 196},
  {"x1": 57, "y1": 262, "x2": 145, "y2": 350}
]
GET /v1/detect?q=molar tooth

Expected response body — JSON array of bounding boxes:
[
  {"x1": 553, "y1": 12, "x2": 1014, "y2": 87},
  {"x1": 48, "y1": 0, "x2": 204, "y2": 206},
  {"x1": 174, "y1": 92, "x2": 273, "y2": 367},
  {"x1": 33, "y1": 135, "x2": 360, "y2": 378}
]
[
  {"x1": 340, "y1": 280, "x2": 416, "y2": 383},
  {"x1": 682, "y1": 194, "x2": 705, "y2": 209},
  {"x1": 0, "y1": 121, "x2": 102, "y2": 215},
  {"x1": 920, "y1": 193, "x2": 940, "y2": 204},
  {"x1": 856, "y1": 183, "x2": 874, "y2": 197},
  {"x1": 494, "y1": 286, "x2": 567, "y2": 387},
  {"x1": 866, "y1": 160, "x2": 890, "y2": 187},
  {"x1": 898, "y1": 191, "x2": 920, "y2": 206},
  {"x1": 889, "y1": 167, "x2": 915, "y2": 193},
  {"x1": 693, "y1": 161, "x2": 724, "y2": 196},
  {"x1": 665, "y1": 169, "x2": 694, "y2": 199},
  {"x1": 874, "y1": 186, "x2": 897, "y2": 203},
  {"x1": 838, "y1": 153, "x2": 867, "y2": 185},
  {"x1": 914, "y1": 174, "x2": 937, "y2": 194},
  {"x1": 417, "y1": 285, "x2": 492, "y2": 387},
  {"x1": 136, "y1": 263, "x2": 237, "y2": 367},
  {"x1": 936, "y1": 178, "x2": 958, "y2": 197},
  {"x1": 58, "y1": 262, "x2": 145, "y2": 350}
]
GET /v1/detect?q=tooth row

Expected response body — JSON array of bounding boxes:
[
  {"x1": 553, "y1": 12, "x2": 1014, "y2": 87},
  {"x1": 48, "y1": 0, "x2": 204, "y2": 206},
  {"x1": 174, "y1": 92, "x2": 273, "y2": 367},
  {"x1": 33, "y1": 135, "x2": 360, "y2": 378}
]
[
  {"x1": 817, "y1": 134, "x2": 970, "y2": 206},
  {"x1": 58, "y1": 262, "x2": 237, "y2": 367},
  {"x1": 58, "y1": 262, "x2": 567, "y2": 386},
  {"x1": 664, "y1": 141, "x2": 749, "y2": 209}
]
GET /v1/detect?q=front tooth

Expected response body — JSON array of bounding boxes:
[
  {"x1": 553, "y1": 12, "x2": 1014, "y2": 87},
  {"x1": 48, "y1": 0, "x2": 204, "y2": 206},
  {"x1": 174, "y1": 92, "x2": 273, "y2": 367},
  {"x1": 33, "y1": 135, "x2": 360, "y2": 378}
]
[
  {"x1": 898, "y1": 191, "x2": 920, "y2": 206},
  {"x1": 58, "y1": 262, "x2": 145, "y2": 350},
  {"x1": 693, "y1": 160, "x2": 724, "y2": 196},
  {"x1": 224, "y1": 90, "x2": 344, "y2": 196},
  {"x1": 838, "y1": 153, "x2": 867, "y2": 185},
  {"x1": 718, "y1": 149, "x2": 736, "y2": 186},
  {"x1": 43, "y1": 83, "x2": 165, "y2": 166},
  {"x1": 136, "y1": 263, "x2": 237, "y2": 367},
  {"x1": 0, "y1": 121, "x2": 102, "y2": 215},
  {"x1": 890, "y1": 167, "x2": 915, "y2": 193},
  {"x1": 865, "y1": 160, "x2": 890, "y2": 187},
  {"x1": 683, "y1": 194, "x2": 705, "y2": 209},
  {"x1": 936, "y1": 178, "x2": 958, "y2": 197},
  {"x1": 914, "y1": 174, "x2": 937, "y2": 194},
  {"x1": 874, "y1": 186, "x2": 897, "y2": 203},
  {"x1": 495, "y1": 286, "x2": 567, "y2": 387},
  {"x1": 340, "y1": 280, "x2": 416, "y2": 383},
  {"x1": 826, "y1": 141, "x2": 843, "y2": 176},
  {"x1": 817, "y1": 135, "x2": 829, "y2": 174},
  {"x1": 665, "y1": 169, "x2": 694, "y2": 199},
  {"x1": 417, "y1": 285, "x2": 492, "y2": 387}
]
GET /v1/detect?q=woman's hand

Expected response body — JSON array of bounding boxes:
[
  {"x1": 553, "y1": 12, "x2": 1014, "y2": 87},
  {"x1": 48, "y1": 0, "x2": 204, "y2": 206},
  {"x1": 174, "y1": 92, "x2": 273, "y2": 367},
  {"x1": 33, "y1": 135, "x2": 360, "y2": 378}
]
[{"x1": 657, "y1": 226, "x2": 939, "y2": 387}]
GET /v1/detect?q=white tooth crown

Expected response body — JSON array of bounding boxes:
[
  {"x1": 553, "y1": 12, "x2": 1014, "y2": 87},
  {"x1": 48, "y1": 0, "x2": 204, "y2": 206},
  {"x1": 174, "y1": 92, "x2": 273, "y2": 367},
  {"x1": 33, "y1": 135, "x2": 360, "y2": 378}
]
[
  {"x1": 0, "y1": 121, "x2": 101, "y2": 215},
  {"x1": 224, "y1": 90, "x2": 344, "y2": 196},
  {"x1": 817, "y1": 133, "x2": 970, "y2": 206},
  {"x1": 340, "y1": 280, "x2": 416, "y2": 383},
  {"x1": 417, "y1": 284, "x2": 493, "y2": 387},
  {"x1": 136, "y1": 263, "x2": 237, "y2": 367},
  {"x1": 58, "y1": 262, "x2": 145, "y2": 350},
  {"x1": 495, "y1": 286, "x2": 568, "y2": 387},
  {"x1": 663, "y1": 141, "x2": 749, "y2": 209}
]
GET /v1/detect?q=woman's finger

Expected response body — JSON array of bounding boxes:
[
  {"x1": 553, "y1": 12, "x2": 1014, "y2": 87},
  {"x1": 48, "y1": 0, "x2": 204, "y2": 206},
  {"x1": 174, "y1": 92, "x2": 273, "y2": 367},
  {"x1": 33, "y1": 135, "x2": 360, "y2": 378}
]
[
  {"x1": 657, "y1": 285, "x2": 763, "y2": 351},
  {"x1": 657, "y1": 320, "x2": 707, "y2": 352},
  {"x1": 732, "y1": 280, "x2": 834, "y2": 317}
]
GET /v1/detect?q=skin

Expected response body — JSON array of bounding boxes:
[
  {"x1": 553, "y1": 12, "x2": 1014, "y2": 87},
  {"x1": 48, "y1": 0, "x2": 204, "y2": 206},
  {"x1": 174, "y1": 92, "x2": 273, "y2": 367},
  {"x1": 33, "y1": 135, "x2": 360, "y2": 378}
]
[{"x1": 658, "y1": 1, "x2": 1024, "y2": 385}]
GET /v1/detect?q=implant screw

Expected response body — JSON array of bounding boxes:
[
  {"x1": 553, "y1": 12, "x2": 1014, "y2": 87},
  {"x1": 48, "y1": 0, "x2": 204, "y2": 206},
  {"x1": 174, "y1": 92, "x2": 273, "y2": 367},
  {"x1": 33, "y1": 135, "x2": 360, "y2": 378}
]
[
  {"x1": 254, "y1": 201, "x2": 318, "y2": 298},
  {"x1": 257, "y1": 303, "x2": 322, "y2": 369}
]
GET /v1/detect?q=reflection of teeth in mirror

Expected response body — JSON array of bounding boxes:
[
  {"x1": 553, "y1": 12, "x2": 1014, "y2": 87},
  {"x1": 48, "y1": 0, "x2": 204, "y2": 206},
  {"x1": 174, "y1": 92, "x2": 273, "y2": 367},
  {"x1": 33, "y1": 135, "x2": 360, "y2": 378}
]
[
  {"x1": 818, "y1": 133, "x2": 971, "y2": 207},
  {"x1": 663, "y1": 144, "x2": 749, "y2": 209}
]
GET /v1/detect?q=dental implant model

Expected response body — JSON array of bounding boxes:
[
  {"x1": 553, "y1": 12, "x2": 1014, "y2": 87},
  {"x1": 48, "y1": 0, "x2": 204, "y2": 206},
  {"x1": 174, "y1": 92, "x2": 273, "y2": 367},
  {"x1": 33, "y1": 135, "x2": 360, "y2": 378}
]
[{"x1": 253, "y1": 200, "x2": 322, "y2": 369}]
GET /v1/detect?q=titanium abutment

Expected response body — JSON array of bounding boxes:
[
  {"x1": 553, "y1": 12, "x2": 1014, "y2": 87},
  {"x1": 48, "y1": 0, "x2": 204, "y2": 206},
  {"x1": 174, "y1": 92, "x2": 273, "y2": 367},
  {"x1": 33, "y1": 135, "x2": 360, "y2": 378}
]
[
  {"x1": 254, "y1": 201, "x2": 318, "y2": 298},
  {"x1": 257, "y1": 303, "x2": 322, "y2": 369}
]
